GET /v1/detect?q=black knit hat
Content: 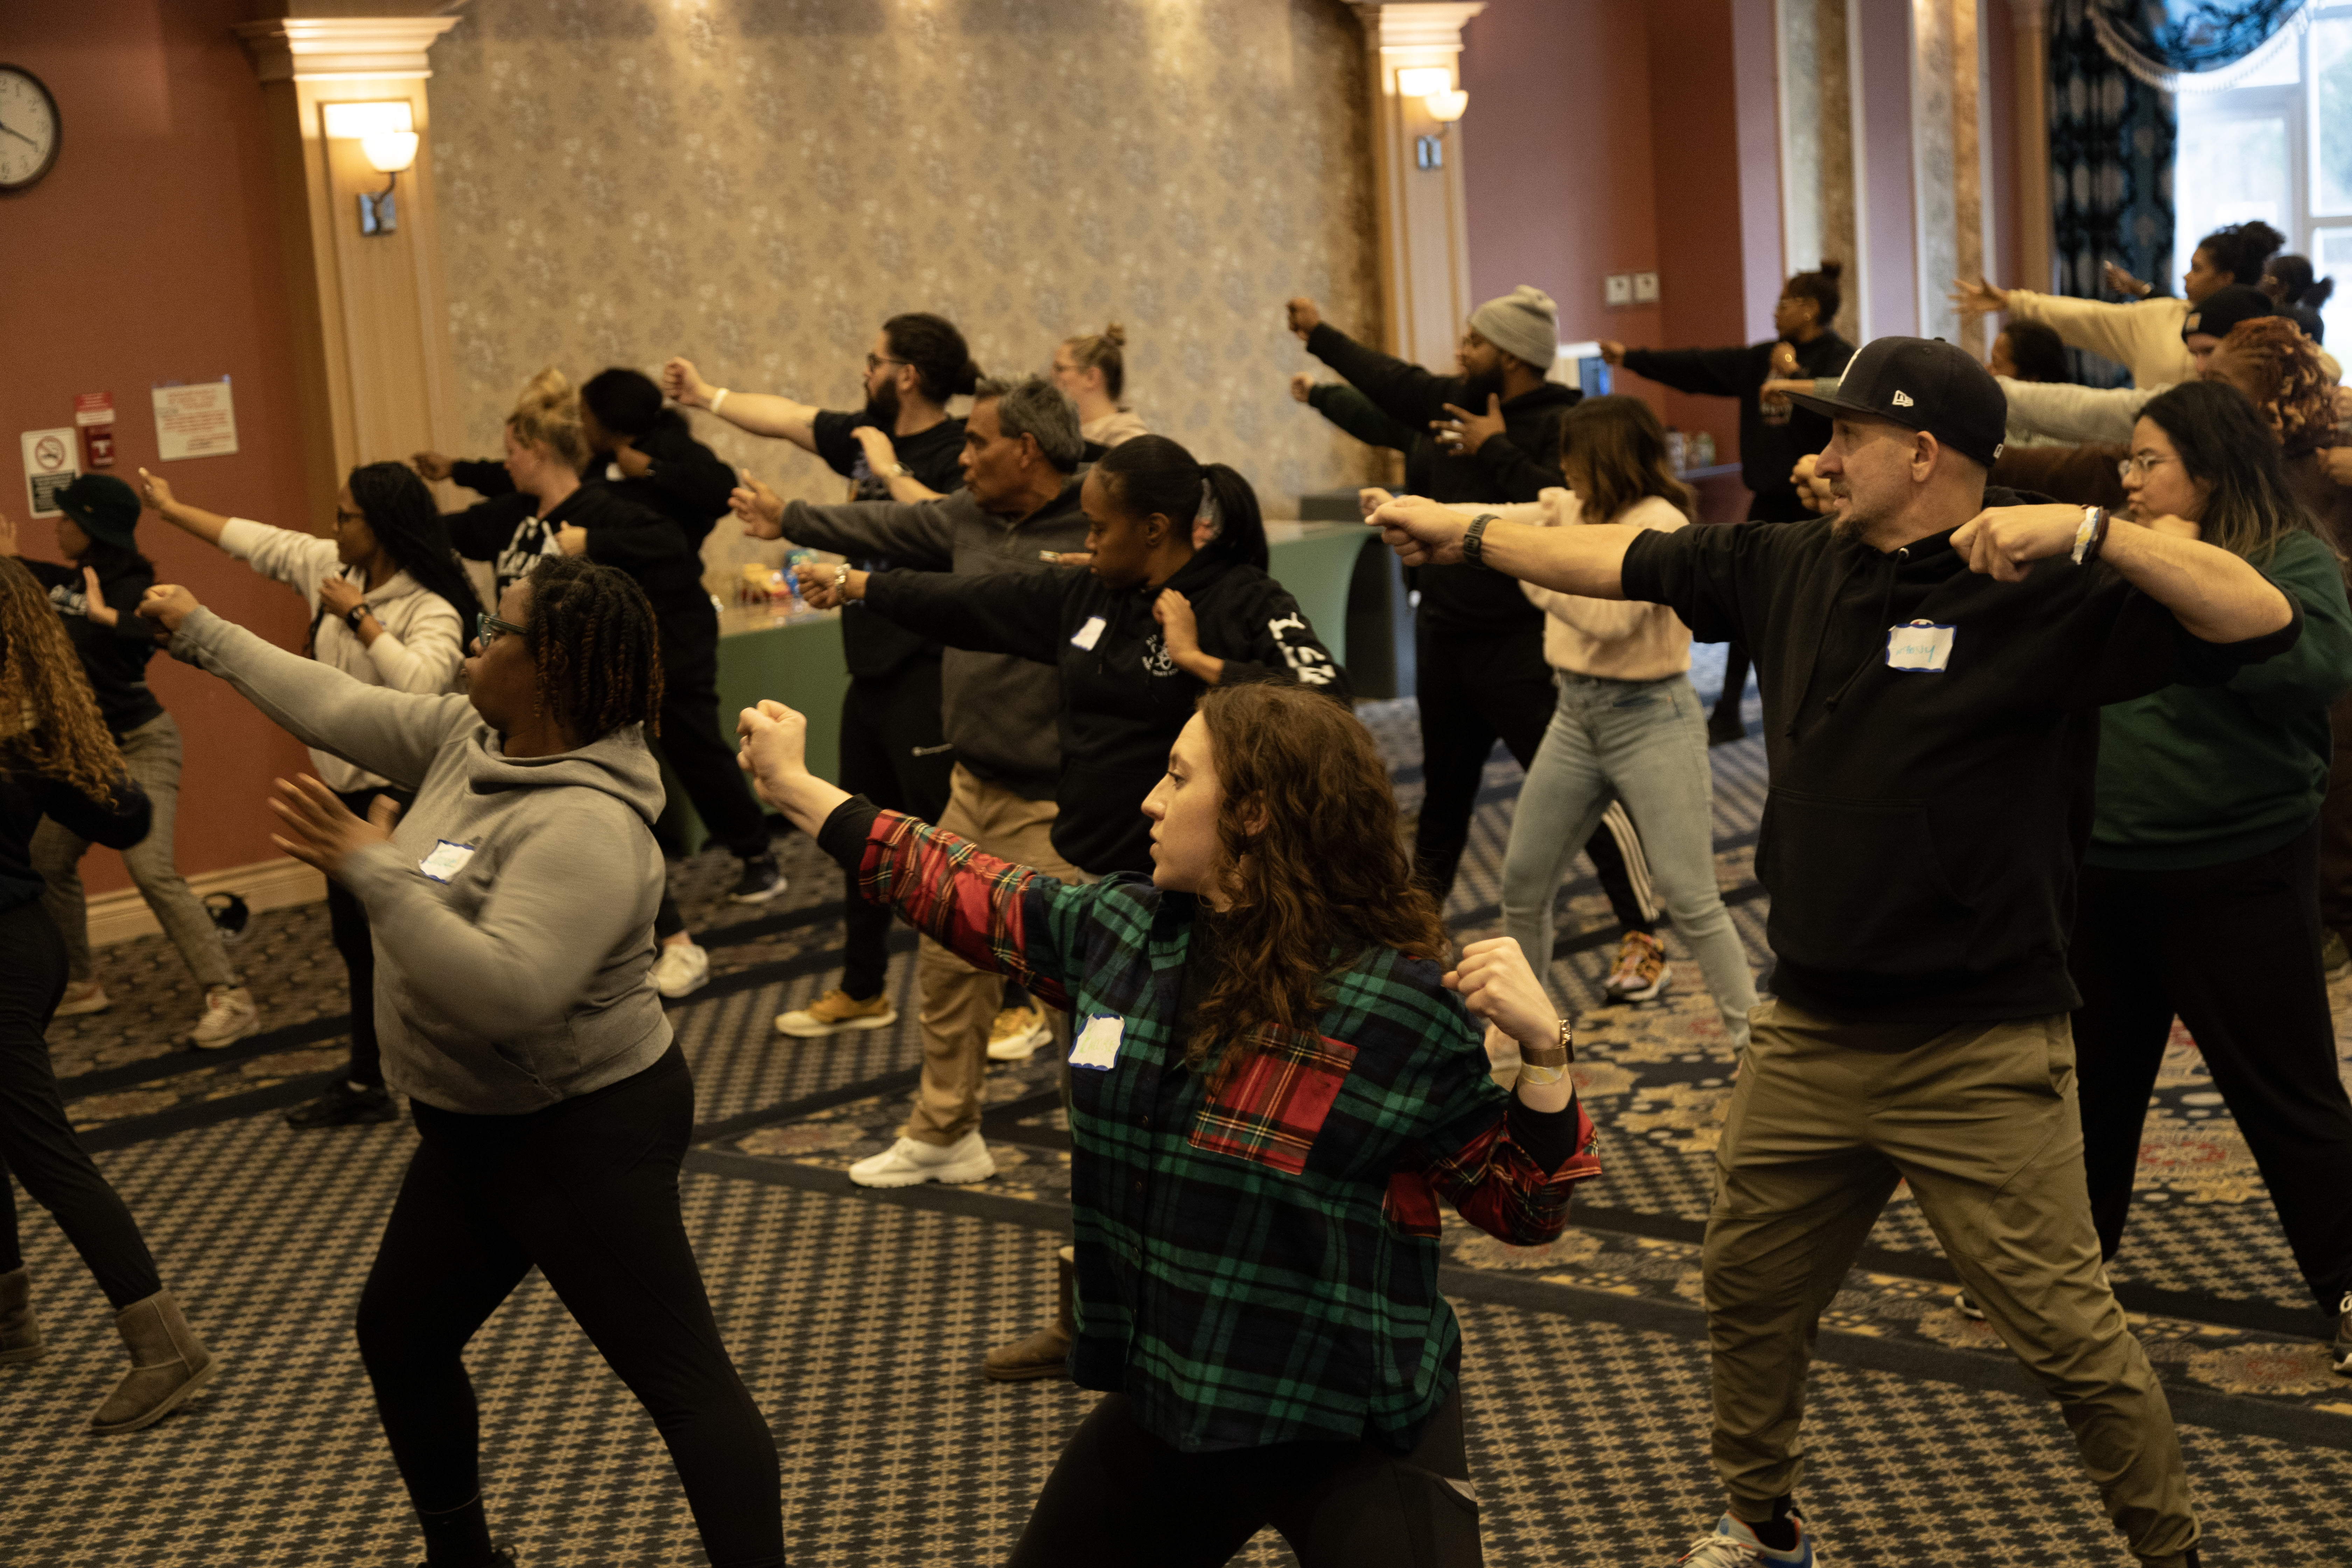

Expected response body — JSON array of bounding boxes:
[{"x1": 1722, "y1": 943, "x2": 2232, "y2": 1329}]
[
  {"x1": 1783, "y1": 336, "x2": 2008, "y2": 468},
  {"x1": 2183, "y1": 285, "x2": 2276, "y2": 342}
]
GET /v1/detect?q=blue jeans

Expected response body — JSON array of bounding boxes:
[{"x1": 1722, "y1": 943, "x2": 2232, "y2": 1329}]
[{"x1": 1501, "y1": 672, "x2": 1755, "y2": 1046}]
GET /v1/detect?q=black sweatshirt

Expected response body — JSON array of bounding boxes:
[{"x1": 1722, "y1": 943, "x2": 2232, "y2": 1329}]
[
  {"x1": 1619, "y1": 332, "x2": 1855, "y2": 519},
  {"x1": 1305, "y1": 322, "x2": 1580, "y2": 636},
  {"x1": 809, "y1": 410, "x2": 966, "y2": 681},
  {"x1": 2, "y1": 768, "x2": 149, "y2": 913},
  {"x1": 447, "y1": 484, "x2": 698, "y2": 613},
  {"x1": 447, "y1": 414, "x2": 737, "y2": 550},
  {"x1": 862, "y1": 551, "x2": 1349, "y2": 875},
  {"x1": 1621, "y1": 507, "x2": 2303, "y2": 1024},
  {"x1": 19, "y1": 555, "x2": 163, "y2": 735}
]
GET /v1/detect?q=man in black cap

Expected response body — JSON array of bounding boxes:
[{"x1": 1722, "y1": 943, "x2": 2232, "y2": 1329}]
[{"x1": 1368, "y1": 336, "x2": 2303, "y2": 1568}]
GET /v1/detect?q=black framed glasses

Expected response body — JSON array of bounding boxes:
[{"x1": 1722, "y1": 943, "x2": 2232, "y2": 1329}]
[
  {"x1": 475, "y1": 611, "x2": 526, "y2": 649},
  {"x1": 864, "y1": 353, "x2": 909, "y2": 373}
]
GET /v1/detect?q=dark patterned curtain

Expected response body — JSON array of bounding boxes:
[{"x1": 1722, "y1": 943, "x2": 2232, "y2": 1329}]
[{"x1": 2047, "y1": 1, "x2": 2310, "y2": 383}]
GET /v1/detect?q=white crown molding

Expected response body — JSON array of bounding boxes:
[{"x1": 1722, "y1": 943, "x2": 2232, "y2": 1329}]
[
  {"x1": 234, "y1": 15, "x2": 465, "y2": 83},
  {"x1": 1351, "y1": 2, "x2": 1489, "y2": 61}
]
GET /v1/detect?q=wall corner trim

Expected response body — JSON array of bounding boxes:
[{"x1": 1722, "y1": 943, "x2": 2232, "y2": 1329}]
[{"x1": 234, "y1": 15, "x2": 465, "y2": 84}]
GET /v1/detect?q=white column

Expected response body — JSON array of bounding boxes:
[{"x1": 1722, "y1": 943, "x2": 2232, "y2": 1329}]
[{"x1": 1350, "y1": 3, "x2": 1486, "y2": 369}]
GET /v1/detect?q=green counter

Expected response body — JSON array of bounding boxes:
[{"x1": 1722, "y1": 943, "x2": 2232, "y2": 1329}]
[{"x1": 660, "y1": 522, "x2": 1385, "y2": 852}]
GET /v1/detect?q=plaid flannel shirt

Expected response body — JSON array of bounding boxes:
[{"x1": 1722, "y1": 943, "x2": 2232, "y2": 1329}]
[{"x1": 846, "y1": 805, "x2": 1602, "y2": 1454}]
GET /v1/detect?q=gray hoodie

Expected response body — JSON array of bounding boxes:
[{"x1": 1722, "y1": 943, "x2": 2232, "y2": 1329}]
[
  {"x1": 173, "y1": 607, "x2": 671, "y2": 1115},
  {"x1": 782, "y1": 474, "x2": 1090, "y2": 798}
]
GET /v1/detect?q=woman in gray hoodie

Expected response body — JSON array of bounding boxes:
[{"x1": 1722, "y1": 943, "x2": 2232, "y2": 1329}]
[{"x1": 136, "y1": 555, "x2": 782, "y2": 1568}]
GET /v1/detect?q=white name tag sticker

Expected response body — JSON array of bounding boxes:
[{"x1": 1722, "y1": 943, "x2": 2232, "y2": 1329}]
[
  {"x1": 1070, "y1": 615, "x2": 1108, "y2": 651},
  {"x1": 1069, "y1": 1014, "x2": 1124, "y2": 1070},
  {"x1": 417, "y1": 840, "x2": 478, "y2": 883},
  {"x1": 1885, "y1": 620, "x2": 1956, "y2": 673}
]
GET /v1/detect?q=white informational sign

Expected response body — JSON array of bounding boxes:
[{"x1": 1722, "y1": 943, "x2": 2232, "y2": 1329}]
[
  {"x1": 20, "y1": 426, "x2": 79, "y2": 517},
  {"x1": 152, "y1": 378, "x2": 239, "y2": 461}
]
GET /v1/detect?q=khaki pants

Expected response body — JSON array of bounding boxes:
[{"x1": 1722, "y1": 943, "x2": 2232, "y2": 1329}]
[
  {"x1": 905, "y1": 764, "x2": 1082, "y2": 1147},
  {"x1": 1705, "y1": 1000, "x2": 2198, "y2": 1560}
]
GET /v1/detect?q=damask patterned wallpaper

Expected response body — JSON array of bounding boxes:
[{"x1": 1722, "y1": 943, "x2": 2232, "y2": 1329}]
[{"x1": 427, "y1": 0, "x2": 1385, "y2": 581}]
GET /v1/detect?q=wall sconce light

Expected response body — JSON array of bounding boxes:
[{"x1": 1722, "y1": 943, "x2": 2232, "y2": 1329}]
[
  {"x1": 359, "y1": 131, "x2": 419, "y2": 236},
  {"x1": 321, "y1": 101, "x2": 419, "y2": 237},
  {"x1": 1396, "y1": 68, "x2": 1468, "y2": 171}
]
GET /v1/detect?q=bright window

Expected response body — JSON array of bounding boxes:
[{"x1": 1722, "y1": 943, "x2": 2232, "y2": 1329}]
[{"x1": 2174, "y1": 9, "x2": 2352, "y2": 342}]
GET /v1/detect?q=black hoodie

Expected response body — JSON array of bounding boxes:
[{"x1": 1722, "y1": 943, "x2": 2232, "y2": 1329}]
[
  {"x1": 1620, "y1": 333, "x2": 1855, "y2": 519},
  {"x1": 448, "y1": 413, "x2": 737, "y2": 550},
  {"x1": 862, "y1": 551, "x2": 1349, "y2": 875},
  {"x1": 1620, "y1": 506, "x2": 2303, "y2": 1024},
  {"x1": 1304, "y1": 322, "x2": 1581, "y2": 636},
  {"x1": 446, "y1": 484, "x2": 709, "y2": 659}
]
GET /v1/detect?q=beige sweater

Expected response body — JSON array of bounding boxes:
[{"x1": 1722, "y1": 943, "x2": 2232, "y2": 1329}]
[
  {"x1": 2005, "y1": 288, "x2": 2343, "y2": 388},
  {"x1": 1498, "y1": 490, "x2": 1692, "y2": 680},
  {"x1": 1082, "y1": 408, "x2": 1151, "y2": 448}
]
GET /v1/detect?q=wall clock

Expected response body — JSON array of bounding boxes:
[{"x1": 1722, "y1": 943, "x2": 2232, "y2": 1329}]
[{"x1": 0, "y1": 65, "x2": 61, "y2": 194}]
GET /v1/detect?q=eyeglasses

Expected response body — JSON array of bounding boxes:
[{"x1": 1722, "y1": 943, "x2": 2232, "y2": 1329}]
[
  {"x1": 864, "y1": 354, "x2": 909, "y2": 373},
  {"x1": 2116, "y1": 453, "x2": 2180, "y2": 481},
  {"x1": 475, "y1": 611, "x2": 526, "y2": 649},
  {"x1": 334, "y1": 507, "x2": 365, "y2": 527}
]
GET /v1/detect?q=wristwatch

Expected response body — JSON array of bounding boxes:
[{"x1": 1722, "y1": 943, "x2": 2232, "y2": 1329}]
[
  {"x1": 883, "y1": 462, "x2": 910, "y2": 479},
  {"x1": 344, "y1": 605, "x2": 369, "y2": 634},
  {"x1": 1517, "y1": 1017, "x2": 1574, "y2": 1085},
  {"x1": 1462, "y1": 513, "x2": 1500, "y2": 569}
]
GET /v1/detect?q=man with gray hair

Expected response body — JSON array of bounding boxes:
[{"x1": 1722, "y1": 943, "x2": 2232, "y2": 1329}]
[{"x1": 733, "y1": 373, "x2": 1088, "y2": 1185}]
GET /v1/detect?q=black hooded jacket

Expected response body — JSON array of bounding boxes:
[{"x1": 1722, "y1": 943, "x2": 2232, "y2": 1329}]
[
  {"x1": 1620, "y1": 499, "x2": 2302, "y2": 1024},
  {"x1": 448, "y1": 412, "x2": 737, "y2": 550},
  {"x1": 1619, "y1": 332, "x2": 1855, "y2": 518},
  {"x1": 862, "y1": 550, "x2": 1349, "y2": 875},
  {"x1": 1304, "y1": 322, "x2": 1581, "y2": 636}
]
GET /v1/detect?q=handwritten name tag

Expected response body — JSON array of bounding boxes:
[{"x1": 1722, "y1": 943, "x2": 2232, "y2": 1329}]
[
  {"x1": 1071, "y1": 615, "x2": 1108, "y2": 651},
  {"x1": 418, "y1": 840, "x2": 477, "y2": 883},
  {"x1": 1069, "y1": 1014, "x2": 1124, "y2": 1070},
  {"x1": 1885, "y1": 620, "x2": 1956, "y2": 673}
]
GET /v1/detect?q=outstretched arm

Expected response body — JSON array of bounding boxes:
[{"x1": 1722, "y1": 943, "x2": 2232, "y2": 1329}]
[
  {"x1": 135, "y1": 469, "x2": 232, "y2": 547},
  {"x1": 662, "y1": 355, "x2": 823, "y2": 452},
  {"x1": 1368, "y1": 496, "x2": 1647, "y2": 599},
  {"x1": 1952, "y1": 506, "x2": 2295, "y2": 643}
]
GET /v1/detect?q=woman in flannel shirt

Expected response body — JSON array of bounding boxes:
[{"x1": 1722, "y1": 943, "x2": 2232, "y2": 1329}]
[{"x1": 738, "y1": 679, "x2": 1600, "y2": 1566}]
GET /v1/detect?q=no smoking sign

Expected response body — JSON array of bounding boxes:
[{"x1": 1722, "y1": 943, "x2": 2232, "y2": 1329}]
[{"x1": 20, "y1": 425, "x2": 78, "y2": 518}]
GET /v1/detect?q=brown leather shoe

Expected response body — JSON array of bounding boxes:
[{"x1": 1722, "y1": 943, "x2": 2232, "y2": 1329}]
[
  {"x1": 983, "y1": 1247, "x2": 1075, "y2": 1383},
  {"x1": 89, "y1": 1289, "x2": 217, "y2": 1433}
]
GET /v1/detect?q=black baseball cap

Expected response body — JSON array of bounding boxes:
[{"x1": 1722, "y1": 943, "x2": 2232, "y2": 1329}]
[
  {"x1": 2182, "y1": 284, "x2": 2275, "y2": 342},
  {"x1": 1784, "y1": 336, "x2": 2008, "y2": 468}
]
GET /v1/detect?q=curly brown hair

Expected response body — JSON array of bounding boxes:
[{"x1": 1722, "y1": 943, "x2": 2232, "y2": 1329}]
[
  {"x1": 0, "y1": 555, "x2": 129, "y2": 803},
  {"x1": 1184, "y1": 682, "x2": 1450, "y2": 1084},
  {"x1": 2209, "y1": 316, "x2": 2338, "y2": 456}
]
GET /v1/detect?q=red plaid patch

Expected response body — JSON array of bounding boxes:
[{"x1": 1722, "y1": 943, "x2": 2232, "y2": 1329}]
[
  {"x1": 1382, "y1": 1169, "x2": 1443, "y2": 1238},
  {"x1": 1187, "y1": 1028, "x2": 1357, "y2": 1175}
]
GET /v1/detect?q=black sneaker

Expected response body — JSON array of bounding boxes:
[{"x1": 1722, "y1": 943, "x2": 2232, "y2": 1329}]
[
  {"x1": 285, "y1": 1080, "x2": 396, "y2": 1129},
  {"x1": 729, "y1": 852, "x2": 788, "y2": 905}
]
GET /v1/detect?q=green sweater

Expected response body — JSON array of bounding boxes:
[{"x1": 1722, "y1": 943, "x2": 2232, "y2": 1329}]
[{"x1": 2089, "y1": 529, "x2": 2352, "y2": 870}]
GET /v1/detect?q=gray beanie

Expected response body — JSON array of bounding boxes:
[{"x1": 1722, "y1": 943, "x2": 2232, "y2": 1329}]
[{"x1": 1469, "y1": 285, "x2": 1558, "y2": 370}]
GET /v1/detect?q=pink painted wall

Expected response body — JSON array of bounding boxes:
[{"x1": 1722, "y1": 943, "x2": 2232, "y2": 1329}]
[{"x1": 1, "y1": 1, "x2": 317, "y2": 894}]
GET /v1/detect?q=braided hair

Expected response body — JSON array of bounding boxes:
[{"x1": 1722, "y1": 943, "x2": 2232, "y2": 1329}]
[
  {"x1": 521, "y1": 555, "x2": 664, "y2": 741},
  {"x1": 346, "y1": 462, "x2": 484, "y2": 626}
]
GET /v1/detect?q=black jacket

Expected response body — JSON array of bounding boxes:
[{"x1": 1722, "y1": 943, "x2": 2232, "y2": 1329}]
[
  {"x1": 2, "y1": 768, "x2": 148, "y2": 913},
  {"x1": 1306, "y1": 322, "x2": 1580, "y2": 636},
  {"x1": 19, "y1": 553, "x2": 162, "y2": 736},
  {"x1": 449, "y1": 413, "x2": 736, "y2": 551},
  {"x1": 1622, "y1": 504, "x2": 2302, "y2": 1024},
  {"x1": 1620, "y1": 332, "x2": 1854, "y2": 518},
  {"x1": 447, "y1": 484, "x2": 708, "y2": 651},
  {"x1": 863, "y1": 550, "x2": 1349, "y2": 875}
]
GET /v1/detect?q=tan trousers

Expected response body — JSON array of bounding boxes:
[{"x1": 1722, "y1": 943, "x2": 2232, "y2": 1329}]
[
  {"x1": 905, "y1": 764, "x2": 1082, "y2": 1147},
  {"x1": 1704, "y1": 1000, "x2": 2198, "y2": 1560}
]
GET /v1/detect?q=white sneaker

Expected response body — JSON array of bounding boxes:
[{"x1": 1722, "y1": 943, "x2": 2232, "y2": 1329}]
[
  {"x1": 54, "y1": 980, "x2": 111, "y2": 1017},
  {"x1": 986, "y1": 1003, "x2": 1052, "y2": 1062},
  {"x1": 188, "y1": 985, "x2": 260, "y2": 1049},
  {"x1": 848, "y1": 1130, "x2": 995, "y2": 1189},
  {"x1": 1675, "y1": 1510, "x2": 1812, "y2": 1566},
  {"x1": 651, "y1": 939, "x2": 710, "y2": 999}
]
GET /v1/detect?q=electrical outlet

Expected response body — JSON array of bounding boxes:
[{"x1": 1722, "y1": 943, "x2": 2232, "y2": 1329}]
[
  {"x1": 1604, "y1": 273, "x2": 1632, "y2": 307},
  {"x1": 1632, "y1": 271, "x2": 1660, "y2": 303}
]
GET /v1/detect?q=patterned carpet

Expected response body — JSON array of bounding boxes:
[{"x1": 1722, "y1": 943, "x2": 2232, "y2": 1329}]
[{"x1": 8, "y1": 664, "x2": 2352, "y2": 1566}]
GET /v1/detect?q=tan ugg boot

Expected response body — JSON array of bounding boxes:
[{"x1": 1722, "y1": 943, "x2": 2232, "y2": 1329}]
[
  {"x1": 983, "y1": 1246, "x2": 1076, "y2": 1383},
  {"x1": 0, "y1": 1267, "x2": 43, "y2": 1364},
  {"x1": 89, "y1": 1289, "x2": 216, "y2": 1434}
]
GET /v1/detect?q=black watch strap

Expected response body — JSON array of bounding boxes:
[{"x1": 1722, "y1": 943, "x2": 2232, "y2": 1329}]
[
  {"x1": 345, "y1": 605, "x2": 369, "y2": 633},
  {"x1": 1463, "y1": 513, "x2": 1500, "y2": 569}
]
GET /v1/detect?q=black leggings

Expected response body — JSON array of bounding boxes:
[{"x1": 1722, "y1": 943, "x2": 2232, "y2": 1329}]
[
  {"x1": 653, "y1": 611, "x2": 774, "y2": 939},
  {"x1": 355, "y1": 1045, "x2": 783, "y2": 1566},
  {"x1": 837, "y1": 658, "x2": 954, "y2": 1000},
  {"x1": 1009, "y1": 1390, "x2": 1480, "y2": 1568},
  {"x1": 0, "y1": 902, "x2": 162, "y2": 1308},
  {"x1": 2071, "y1": 822, "x2": 2352, "y2": 1314},
  {"x1": 328, "y1": 786, "x2": 414, "y2": 1087}
]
